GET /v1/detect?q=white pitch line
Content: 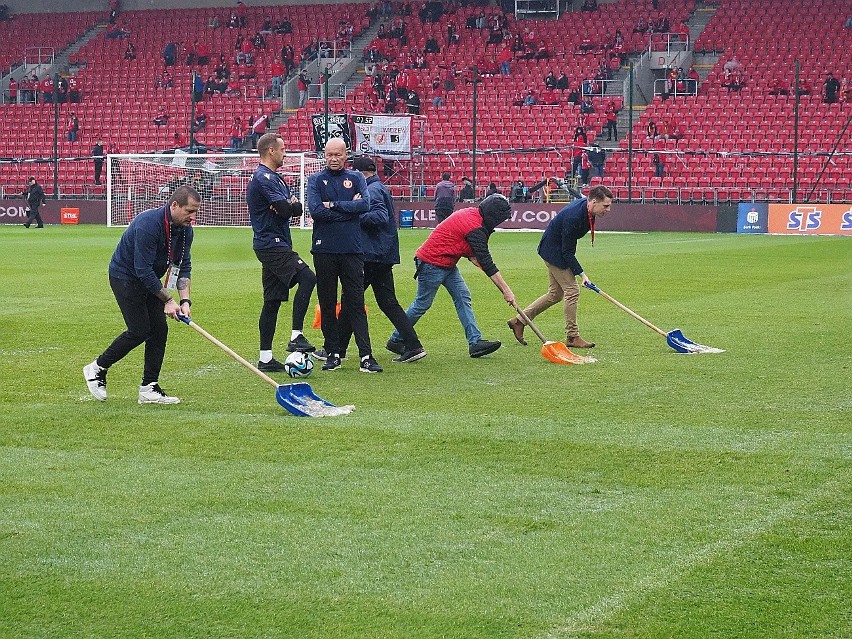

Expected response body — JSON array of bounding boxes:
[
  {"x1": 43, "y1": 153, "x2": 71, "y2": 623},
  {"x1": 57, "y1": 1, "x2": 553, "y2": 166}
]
[{"x1": 540, "y1": 478, "x2": 844, "y2": 638}]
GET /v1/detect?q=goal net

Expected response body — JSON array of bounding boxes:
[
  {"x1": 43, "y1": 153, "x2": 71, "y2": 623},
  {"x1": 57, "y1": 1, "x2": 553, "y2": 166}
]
[{"x1": 106, "y1": 152, "x2": 325, "y2": 227}]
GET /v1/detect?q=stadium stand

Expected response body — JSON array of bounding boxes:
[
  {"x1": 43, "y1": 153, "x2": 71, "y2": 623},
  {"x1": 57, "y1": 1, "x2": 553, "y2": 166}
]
[{"x1": 0, "y1": 0, "x2": 849, "y2": 203}]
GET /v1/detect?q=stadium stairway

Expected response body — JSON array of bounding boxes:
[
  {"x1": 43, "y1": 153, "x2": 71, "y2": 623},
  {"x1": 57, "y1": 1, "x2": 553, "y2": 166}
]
[{"x1": 55, "y1": 22, "x2": 109, "y2": 76}]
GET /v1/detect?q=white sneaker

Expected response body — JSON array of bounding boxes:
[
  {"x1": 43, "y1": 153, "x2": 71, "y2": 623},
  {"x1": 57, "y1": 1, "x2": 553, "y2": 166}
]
[
  {"x1": 138, "y1": 382, "x2": 180, "y2": 405},
  {"x1": 83, "y1": 360, "x2": 107, "y2": 401}
]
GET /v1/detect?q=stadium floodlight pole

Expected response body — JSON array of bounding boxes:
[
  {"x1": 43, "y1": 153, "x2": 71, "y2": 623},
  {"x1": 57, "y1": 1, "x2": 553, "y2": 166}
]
[
  {"x1": 792, "y1": 59, "x2": 800, "y2": 203},
  {"x1": 625, "y1": 63, "x2": 635, "y2": 200},
  {"x1": 53, "y1": 71, "x2": 59, "y2": 199},
  {"x1": 471, "y1": 65, "x2": 478, "y2": 194},
  {"x1": 189, "y1": 71, "x2": 197, "y2": 153},
  {"x1": 323, "y1": 66, "x2": 330, "y2": 146}
]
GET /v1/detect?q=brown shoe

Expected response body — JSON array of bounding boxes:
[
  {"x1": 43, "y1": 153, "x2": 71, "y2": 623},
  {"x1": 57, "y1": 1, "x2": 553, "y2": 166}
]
[
  {"x1": 507, "y1": 317, "x2": 527, "y2": 345},
  {"x1": 567, "y1": 336, "x2": 595, "y2": 348}
]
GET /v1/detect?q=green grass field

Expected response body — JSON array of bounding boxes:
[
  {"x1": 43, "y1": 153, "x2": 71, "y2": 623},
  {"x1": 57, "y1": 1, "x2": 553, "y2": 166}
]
[{"x1": 1, "y1": 225, "x2": 850, "y2": 639}]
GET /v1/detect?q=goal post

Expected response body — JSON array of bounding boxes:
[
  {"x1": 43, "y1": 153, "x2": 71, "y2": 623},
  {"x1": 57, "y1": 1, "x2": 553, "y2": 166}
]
[{"x1": 106, "y1": 152, "x2": 325, "y2": 227}]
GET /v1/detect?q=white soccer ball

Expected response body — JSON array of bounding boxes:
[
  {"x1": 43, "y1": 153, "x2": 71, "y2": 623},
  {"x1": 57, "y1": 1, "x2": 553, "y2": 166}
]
[{"x1": 284, "y1": 351, "x2": 314, "y2": 378}]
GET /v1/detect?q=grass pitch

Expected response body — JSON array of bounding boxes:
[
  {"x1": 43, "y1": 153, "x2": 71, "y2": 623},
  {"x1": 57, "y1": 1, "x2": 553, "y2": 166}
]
[{"x1": 1, "y1": 225, "x2": 850, "y2": 639}]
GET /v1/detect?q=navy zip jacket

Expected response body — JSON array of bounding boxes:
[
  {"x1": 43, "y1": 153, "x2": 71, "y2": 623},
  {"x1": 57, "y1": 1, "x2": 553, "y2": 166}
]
[
  {"x1": 537, "y1": 197, "x2": 590, "y2": 276},
  {"x1": 109, "y1": 205, "x2": 193, "y2": 295},
  {"x1": 359, "y1": 174, "x2": 400, "y2": 265},
  {"x1": 307, "y1": 167, "x2": 369, "y2": 254}
]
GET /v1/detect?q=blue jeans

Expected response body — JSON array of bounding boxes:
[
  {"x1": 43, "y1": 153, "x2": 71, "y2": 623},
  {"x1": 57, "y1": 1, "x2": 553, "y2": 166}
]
[{"x1": 391, "y1": 261, "x2": 481, "y2": 346}]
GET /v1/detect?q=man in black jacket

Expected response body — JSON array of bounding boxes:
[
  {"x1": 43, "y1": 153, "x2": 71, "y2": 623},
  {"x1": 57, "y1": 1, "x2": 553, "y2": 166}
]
[
  {"x1": 22, "y1": 177, "x2": 45, "y2": 228},
  {"x1": 307, "y1": 138, "x2": 380, "y2": 372},
  {"x1": 93, "y1": 140, "x2": 104, "y2": 185},
  {"x1": 330, "y1": 156, "x2": 426, "y2": 364},
  {"x1": 246, "y1": 133, "x2": 317, "y2": 373}
]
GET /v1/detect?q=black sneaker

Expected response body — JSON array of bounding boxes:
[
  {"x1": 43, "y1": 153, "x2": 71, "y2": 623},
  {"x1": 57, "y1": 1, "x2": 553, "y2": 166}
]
[
  {"x1": 321, "y1": 354, "x2": 342, "y2": 371},
  {"x1": 393, "y1": 347, "x2": 427, "y2": 363},
  {"x1": 287, "y1": 334, "x2": 316, "y2": 353},
  {"x1": 257, "y1": 358, "x2": 288, "y2": 372},
  {"x1": 359, "y1": 356, "x2": 383, "y2": 373},
  {"x1": 469, "y1": 339, "x2": 501, "y2": 358},
  {"x1": 313, "y1": 348, "x2": 346, "y2": 362},
  {"x1": 385, "y1": 339, "x2": 405, "y2": 355}
]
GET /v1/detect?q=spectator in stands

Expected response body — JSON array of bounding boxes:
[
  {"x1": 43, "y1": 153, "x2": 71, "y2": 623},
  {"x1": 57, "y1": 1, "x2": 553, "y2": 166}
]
[
  {"x1": 252, "y1": 31, "x2": 266, "y2": 50},
  {"x1": 183, "y1": 41, "x2": 196, "y2": 66},
  {"x1": 633, "y1": 17, "x2": 647, "y2": 34},
  {"x1": 235, "y1": 1, "x2": 247, "y2": 27},
  {"x1": 281, "y1": 44, "x2": 295, "y2": 76},
  {"x1": 459, "y1": 177, "x2": 475, "y2": 201},
  {"x1": 203, "y1": 74, "x2": 218, "y2": 95},
  {"x1": 845, "y1": 16, "x2": 852, "y2": 28},
  {"x1": 434, "y1": 173, "x2": 456, "y2": 222},
  {"x1": 522, "y1": 89, "x2": 537, "y2": 106},
  {"x1": 769, "y1": 77, "x2": 789, "y2": 96},
  {"x1": 173, "y1": 132, "x2": 187, "y2": 148},
  {"x1": 191, "y1": 106, "x2": 208, "y2": 136},
  {"x1": 108, "y1": 0, "x2": 120, "y2": 24},
  {"x1": 298, "y1": 70, "x2": 310, "y2": 107},
  {"x1": 498, "y1": 45, "x2": 512, "y2": 76},
  {"x1": 686, "y1": 66, "x2": 700, "y2": 93},
  {"x1": 796, "y1": 79, "x2": 812, "y2": 96},
  {"x1": 302, "y1": 38, "x2": 319, "y2": 60},
  {"x1": 229, "y1": 116, "x2": 244, "y2": 150},
  {"x1": 431, "y1": 77, "x2": 444, "y2": 107},
  {"x1": 196, "y1": 41, "x2": 210, "y2": 66},
  {"x1": 580, "y1": 96, "x2": 595, "y2": 114},
  {"x1": 578, "y1": 149, "x2": 591, "y2": 186},
  {"x1": 653, "y1": 153, "x2": 665, "y2": 178},
  {"x1": 250, "y1": 111, "x2": 268, "y2": 148},
  {"x1": 544, "y1": 70, "x2": 557, "y2": 90},
  {"x1": 723, "y1": 56, "x2": 743, "y2": 74},
  {"x1": 840, "y1": 77, "x2": 850, "y2": 103},
  {"x1": 56, "y1": 76, "x2": 69, "y2": 104},
  {"x1": 7, "y1": 76, "x2": 17, "y2": 104},
  {"x1": 540, "y1": 87, "x2": 559, "y2": 105},
  {"x1": 124, "y1": 42, "x2": 136, "y2": 61},
  {"x1": 156, "y1": 68, "x2": 173, "y2": 89},
  {"x1": 215, "y1": 55, "x2": 230, "y2": 80},
  {"x1": 67, "y1": 112, "x2": 80, "y2": 142},
  {"x1": 646, "y1": 120, "x2": 658, "y2": 139},
  {"x1": 588, "y1": 144, "x2": 606, "y2": 179},
  {"x1": 192, "y1": 71, "x2": 204, "y2": 102},
  {"x1": 153, "y1": 104, "x2": 169, "y2": 126},
  {"x1": 582, "y1": 0, "x2": 598, "y2": 10},
  {"x1": 237, "y1": 36, "x2": 255, "y2": 65},
  {"x1": 605, "y1": 101, "x2": 618, "y2": 140},
  {"x1": 424, "y1": 37, "x2": 440, "y2": 54},
  {"x1": 486, "y1": 182, "x2": 499, "y2": 197},
  {"x1": 163, "y1": 41, "x2": 176, "y2": 67},
  {"x1": 270, "y1": 60, "x2": 285, "y2": 97},
  {"x1": 823, "y1": 73, "x2": 841, "y2": 103},
  {"x1": 93, "y1": 139, "x2": 104, "y2": 184},
  {"x1": 406, "y1": 89, "x2": 420, "y2": 114}
]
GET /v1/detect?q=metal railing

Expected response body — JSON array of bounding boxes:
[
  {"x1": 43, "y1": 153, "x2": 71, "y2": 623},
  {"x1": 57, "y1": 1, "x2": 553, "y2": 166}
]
[{"x1": 652, "y1": 78, "x2": 699, "y2": 97}]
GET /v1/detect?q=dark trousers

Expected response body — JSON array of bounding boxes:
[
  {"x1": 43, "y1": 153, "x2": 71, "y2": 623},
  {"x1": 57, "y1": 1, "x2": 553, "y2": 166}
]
[
  {"x1": 97, "y1": 276, "x2": 169, "y2": 385},
  {"x1": 24, "y1": 207, "x2": 43, "y2": 227},
  {"x1": 606, "y1": 120, "x2": 617, "y2": 140},
  {"x1": 314, "y1": 253, "x2": 371, "y2": 357},
  {"x1": 94, "y1": 159, "x2": 104, "y2": 184},
  {"x1": 339, "y1": 262, "x2": 421, "y2": 354}
]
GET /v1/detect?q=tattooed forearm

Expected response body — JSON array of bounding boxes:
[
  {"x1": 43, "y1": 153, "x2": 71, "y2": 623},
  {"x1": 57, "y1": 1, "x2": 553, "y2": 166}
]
[{"x1": 177, "y1": 277, "x2": 190, "y2": 292}]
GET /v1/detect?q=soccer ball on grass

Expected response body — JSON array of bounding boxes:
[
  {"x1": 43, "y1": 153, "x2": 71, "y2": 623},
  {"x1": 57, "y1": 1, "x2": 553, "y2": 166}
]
[{"x1": 284, "y1": 351, "x2": 314, "y2": 378}]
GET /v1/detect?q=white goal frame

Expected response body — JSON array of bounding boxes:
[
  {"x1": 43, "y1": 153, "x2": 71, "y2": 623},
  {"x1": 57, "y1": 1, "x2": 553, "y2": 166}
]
[{"x1": 106, "y1": 152, "x2": 324, "y2": 227}]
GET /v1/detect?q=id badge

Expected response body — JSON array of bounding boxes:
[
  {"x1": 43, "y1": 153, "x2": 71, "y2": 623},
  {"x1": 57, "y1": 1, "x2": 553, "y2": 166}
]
[{"x1": 165, "y1": 263, "x2": 179, "y2": 290}]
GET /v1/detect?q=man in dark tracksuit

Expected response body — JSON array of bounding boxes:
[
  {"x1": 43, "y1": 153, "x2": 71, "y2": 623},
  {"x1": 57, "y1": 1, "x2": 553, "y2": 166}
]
[
  {"x1": 83, "y1": 185, "x2": 200, "y2": 404},
  {"x1": 507, "y1": 185, "x2": 613, "y2": 349},
  {"x1": 331, "y1": 155, "x2": 426, "y2": 364},
  {"x1": 247, "y1": 132, "x2": 317, "y2": 373},
  {"x1": 307, "y1": 138, "x2": 381, "y2": 373},
  {"x1": 22, "y1": 177, "x2": 45, "y2": 228}
]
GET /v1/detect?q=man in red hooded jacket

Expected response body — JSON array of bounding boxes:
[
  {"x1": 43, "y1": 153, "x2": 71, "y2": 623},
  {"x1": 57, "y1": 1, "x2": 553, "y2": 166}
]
[{"x1": 387, "y1": 194, "x2": 517, "y2": 358}]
